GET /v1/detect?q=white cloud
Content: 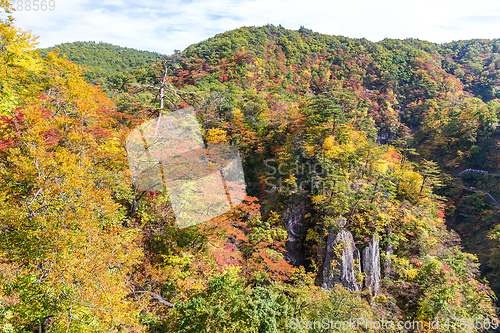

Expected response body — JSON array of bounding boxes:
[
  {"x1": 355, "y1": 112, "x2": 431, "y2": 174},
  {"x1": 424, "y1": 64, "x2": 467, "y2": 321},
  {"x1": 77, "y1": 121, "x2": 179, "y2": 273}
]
[{"x1": 10, "y1": 0, "x2": 500, "y2": 54}]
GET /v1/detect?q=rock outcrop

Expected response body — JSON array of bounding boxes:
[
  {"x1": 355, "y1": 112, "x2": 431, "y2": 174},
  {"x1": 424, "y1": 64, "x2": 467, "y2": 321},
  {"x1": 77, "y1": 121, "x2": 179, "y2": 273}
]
[
  {"x1": 282, "y1": 200, "x2": 305, "y2": 266},
  {"x1": 383, "y1": 226, "x2": 394, "y2": 279},
  {"x1": 384, "y1": 242, "x2": 394, "y2": 278},
  {"x1": 322, "y1": 230, "x2": 361, "y2": 291},
  {"x1": 363, "y1": 234, "x2": 381, "y2": 295}
]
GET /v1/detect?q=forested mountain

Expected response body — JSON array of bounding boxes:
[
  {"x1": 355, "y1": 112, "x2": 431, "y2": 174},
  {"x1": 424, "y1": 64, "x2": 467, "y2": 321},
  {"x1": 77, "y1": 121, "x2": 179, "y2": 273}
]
[
  {"x1": 37, "y1": 41, "x2": 162, "y2": 91},
  {"x1": 2, "y1": 7, "x2": 500, "y2": 331},
  {"x1": 441, "y1": 39, "x2": 500, "y2": 101}
]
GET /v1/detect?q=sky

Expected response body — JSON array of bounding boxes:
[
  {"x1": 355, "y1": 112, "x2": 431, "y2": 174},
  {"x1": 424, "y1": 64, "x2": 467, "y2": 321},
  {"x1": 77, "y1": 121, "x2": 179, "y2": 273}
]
[{"x1": 6, "y1": 0, "x2": 500, "y2": 54}]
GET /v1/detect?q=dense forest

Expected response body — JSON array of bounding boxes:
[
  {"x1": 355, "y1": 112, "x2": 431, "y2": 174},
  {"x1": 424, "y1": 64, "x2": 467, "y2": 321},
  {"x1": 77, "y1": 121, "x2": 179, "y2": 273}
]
[{"x1": 1, "y1": 1, "x2": 500, "y2": 331}]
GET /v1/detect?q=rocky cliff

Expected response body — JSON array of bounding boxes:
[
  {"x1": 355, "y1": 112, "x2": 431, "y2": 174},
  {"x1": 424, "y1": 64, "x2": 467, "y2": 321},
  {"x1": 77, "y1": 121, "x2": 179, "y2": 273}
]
[
  {"x1": 363, "y1": 234, "x2": 381, "y2": 296},
  {"x1": 322, "y1": 229, "x2": 361, "y2": 291}
]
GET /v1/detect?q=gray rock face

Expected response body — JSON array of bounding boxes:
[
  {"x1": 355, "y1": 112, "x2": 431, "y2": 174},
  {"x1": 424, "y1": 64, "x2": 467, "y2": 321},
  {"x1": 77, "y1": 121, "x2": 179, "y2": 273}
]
[
  {"x1": 283, "y1": 201, "x2": 305, "y2": 266},
  {"x1": 384, "y1": 243, "x2": 394, "y2": 279},
  {"x1": 383, "y1": 226, "x2": 394, "y2": 279},
  {"x1": 322, "y1": 230, "x2": 361, "y2": 291},
  {"x1": 363, "y1": 234, "x2": 381, "y2": 296}
]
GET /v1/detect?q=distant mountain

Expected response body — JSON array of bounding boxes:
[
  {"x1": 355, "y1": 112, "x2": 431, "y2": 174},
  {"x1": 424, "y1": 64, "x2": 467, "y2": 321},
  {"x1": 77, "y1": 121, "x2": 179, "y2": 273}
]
[{"x1": 37, "y1": 41, "x2": 163, "y2": 88}]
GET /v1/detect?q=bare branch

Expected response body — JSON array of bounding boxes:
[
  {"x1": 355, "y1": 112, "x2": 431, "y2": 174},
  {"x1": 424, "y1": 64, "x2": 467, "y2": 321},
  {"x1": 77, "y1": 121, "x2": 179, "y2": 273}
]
[{"x1": 127, "y1": 290, "x2": 175, "y2": 308}]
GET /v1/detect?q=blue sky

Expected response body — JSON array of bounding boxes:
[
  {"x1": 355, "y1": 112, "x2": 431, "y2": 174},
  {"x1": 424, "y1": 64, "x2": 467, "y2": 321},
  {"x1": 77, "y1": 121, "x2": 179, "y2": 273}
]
[{"x1": 7, "y1": 0, "x2": 500, "y2": 54}]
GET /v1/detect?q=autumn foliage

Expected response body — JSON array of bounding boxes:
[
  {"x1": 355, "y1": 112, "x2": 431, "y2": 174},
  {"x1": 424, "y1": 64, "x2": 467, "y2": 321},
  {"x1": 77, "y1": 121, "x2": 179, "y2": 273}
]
[{"x1": 1, "y1": 9, "x2": 500, "y2": 333}]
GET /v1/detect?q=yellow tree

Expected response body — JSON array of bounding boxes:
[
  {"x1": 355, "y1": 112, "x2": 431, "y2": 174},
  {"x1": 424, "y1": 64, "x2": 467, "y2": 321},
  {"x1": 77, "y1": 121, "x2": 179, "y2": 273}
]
[
  {"x1": 0, "y1": 14, "x2": 145, "y2": 332},
  {"x1": 0, "y1": 2, "x2": 44, "y2": 115}
]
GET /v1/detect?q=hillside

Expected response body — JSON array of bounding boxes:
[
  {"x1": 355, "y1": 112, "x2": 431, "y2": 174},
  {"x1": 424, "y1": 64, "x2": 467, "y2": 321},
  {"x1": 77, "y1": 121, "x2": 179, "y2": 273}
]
[
  {"x1": 37, "y1": 41, "x2": 162, "y2": 90},
  {"x1": 2, "y1": 20, "x2": 500, "y2": 332},
  {"x1": 170, "y1": 24, "x2": 500, "y2": 306}
]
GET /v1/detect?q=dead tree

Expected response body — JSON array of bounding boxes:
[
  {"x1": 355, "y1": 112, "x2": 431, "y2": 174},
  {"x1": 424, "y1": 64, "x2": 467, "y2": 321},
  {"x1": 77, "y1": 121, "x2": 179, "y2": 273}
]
[{"x1": 130, "y1": 52, "x2": 200, "y2": 114}]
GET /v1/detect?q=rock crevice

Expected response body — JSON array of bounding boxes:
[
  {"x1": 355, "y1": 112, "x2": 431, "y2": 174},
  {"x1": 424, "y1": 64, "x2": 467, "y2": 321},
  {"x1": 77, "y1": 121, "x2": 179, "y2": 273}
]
[{"x1": 283, "y1": 200, "x2": 305, "y2": 266}]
